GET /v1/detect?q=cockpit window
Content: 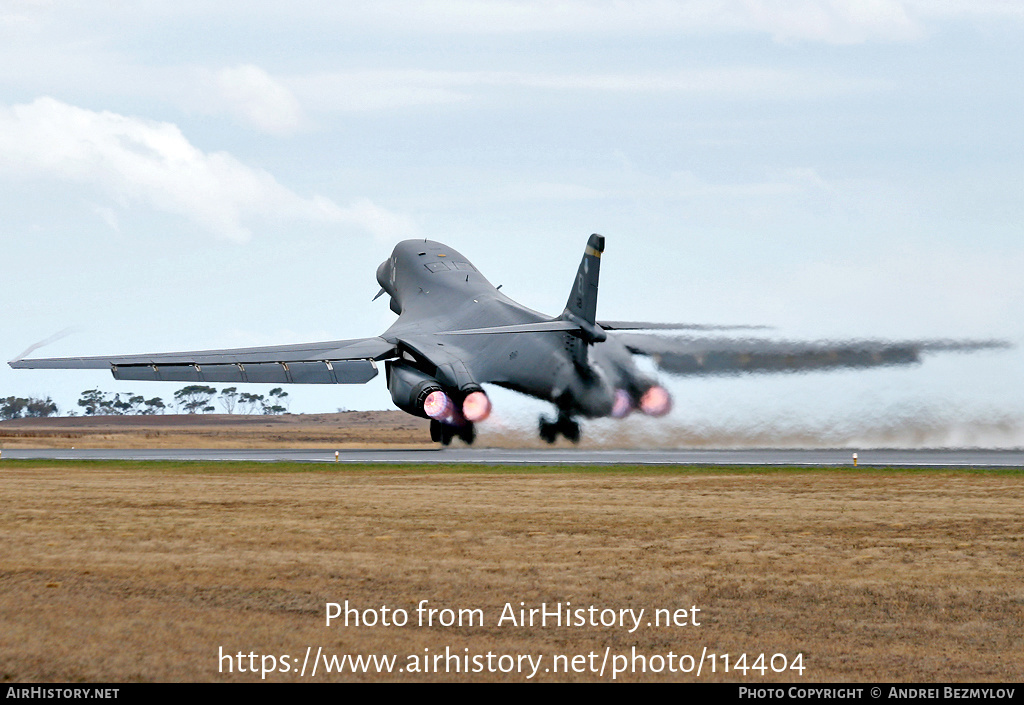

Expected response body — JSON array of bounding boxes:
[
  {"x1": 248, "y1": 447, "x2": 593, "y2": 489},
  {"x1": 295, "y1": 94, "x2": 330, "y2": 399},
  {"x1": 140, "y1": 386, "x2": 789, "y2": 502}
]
[
  {"x1": 452, "y1": 261, "x2": 476, "y2": 271},
  {"x1": 425, "y1": 261, "x2": 451, "y2": 273}
]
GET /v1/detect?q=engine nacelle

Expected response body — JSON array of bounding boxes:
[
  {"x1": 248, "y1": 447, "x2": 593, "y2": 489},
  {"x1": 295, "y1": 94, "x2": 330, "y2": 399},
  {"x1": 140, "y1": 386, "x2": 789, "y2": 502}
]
[{"x1": 386, "y1": 362, "x2": 450, "y2": 419}]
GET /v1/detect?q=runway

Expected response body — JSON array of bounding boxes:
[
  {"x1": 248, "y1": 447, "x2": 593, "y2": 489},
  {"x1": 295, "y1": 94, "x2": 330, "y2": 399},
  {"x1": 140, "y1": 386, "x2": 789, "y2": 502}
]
[{"x1": 3, "y1": 447, "x2": 1023, "y2": 466}]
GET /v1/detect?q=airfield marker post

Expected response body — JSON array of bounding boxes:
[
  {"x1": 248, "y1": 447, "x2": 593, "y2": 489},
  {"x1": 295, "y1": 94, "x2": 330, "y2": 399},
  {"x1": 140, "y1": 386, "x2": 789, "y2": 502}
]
[
  {"x1": 335, "y1": 450, "x2": 339, "y2": 462},
  {"x1": 853, "y1": 452, "x2": 858, "y2": 466}
]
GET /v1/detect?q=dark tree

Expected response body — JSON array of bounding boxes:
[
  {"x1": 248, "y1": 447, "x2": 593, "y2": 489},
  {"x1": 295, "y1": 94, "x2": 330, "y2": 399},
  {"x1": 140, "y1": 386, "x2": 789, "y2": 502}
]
[
  {"x1": 219, "y1": 387, "x2": 239, "y2": 414},
  {"x1": 77, "y1": 389, "x2": 107, "y2": 415},
  {"x1": 238, "y1": 392, "x2": 265, "y2": 415},
  {"x1": 25, "y1": 397, "x2": 59, "y2": 417},
  {"x1": 2, "y1": 396, "x2": 59, "y2": 420},
  {"x1": 264, "y1": 387, "x2": 289, "y2": 415},
  {"x1": 142, "y1": 398, "x2": 166, "y2": 415},
  {"x1": 173, "y1": 385, "x2": 218, "y2": 414},
  {"x1": 119, "y1": 395, "x2": 146, "y2": 415},
  {"x1": 1, "y1": 397, "x2": 27, "y2": 420}
]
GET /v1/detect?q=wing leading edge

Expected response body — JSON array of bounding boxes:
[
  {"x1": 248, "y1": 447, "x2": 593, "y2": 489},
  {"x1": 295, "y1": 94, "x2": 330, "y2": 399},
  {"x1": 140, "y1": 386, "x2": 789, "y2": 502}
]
[{"x1": 8, "y1": 337, "x2": 396, "y2": 385}]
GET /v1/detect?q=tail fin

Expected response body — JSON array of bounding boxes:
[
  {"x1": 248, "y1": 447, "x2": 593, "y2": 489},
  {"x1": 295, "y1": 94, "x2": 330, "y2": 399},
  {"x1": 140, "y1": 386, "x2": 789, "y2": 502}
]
[
  {"x1": 565, "y1": 233, "x2": 604, "y2": 326},
  {"x1": 562, "y1": 234, "x2": 605, "y2": 369}
]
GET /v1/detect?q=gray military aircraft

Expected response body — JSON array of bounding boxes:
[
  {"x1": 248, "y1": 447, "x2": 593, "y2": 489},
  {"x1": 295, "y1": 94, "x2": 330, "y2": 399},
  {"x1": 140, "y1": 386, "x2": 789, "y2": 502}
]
[{"x1": 9, "y1": 235, "x2": 1008, "y2": 444}]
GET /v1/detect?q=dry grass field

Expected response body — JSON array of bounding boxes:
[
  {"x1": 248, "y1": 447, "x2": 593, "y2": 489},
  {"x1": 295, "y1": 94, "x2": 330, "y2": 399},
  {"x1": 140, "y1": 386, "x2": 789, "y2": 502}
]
[
  {"x1": 0, "y1": 412, "x2": 430, "y2": 449},
  {"x1": 1, "y1": 461, "x2": 1022, "y2": 682},
  {"x1": 6, "y1": 411, "x2": 1019, "y2": 450}
]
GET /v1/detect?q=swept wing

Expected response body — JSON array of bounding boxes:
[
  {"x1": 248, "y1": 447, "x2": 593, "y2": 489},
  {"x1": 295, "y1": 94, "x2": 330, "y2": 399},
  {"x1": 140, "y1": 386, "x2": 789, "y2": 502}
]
[
  {"x1": 9, "y1": 337, "x2": 396, "y2": 385},
  {"x1": 617, "y1": 334, "x2": 1010, "y2": 376}
]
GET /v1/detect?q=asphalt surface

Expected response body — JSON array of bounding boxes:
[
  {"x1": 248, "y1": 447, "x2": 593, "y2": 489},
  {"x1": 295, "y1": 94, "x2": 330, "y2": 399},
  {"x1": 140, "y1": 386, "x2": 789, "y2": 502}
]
[{"x1": 3, "y1": 447, "x2": 1023, "y2": 467}]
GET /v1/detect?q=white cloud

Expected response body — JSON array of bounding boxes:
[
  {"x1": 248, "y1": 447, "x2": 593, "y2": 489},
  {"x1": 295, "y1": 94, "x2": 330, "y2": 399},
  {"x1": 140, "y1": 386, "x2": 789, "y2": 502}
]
[
  {"x1": 321, "y1": 197, "x2": 422, "y2": 244},
  {"x1": 0, "y1": 97, "x2": 416, "y2": 242},
  {"x1": 290, "y1": 70, "x2": 471, "y2": 113},
  {"x1": 356, "y1": 0, "x2": 1023, "y2": 41},
  {"x1": 663, "y1": 167, "x2": 834, "y2": 199},
  {"x1": 319, "y1": 0, "x2": 927, "y2": 43},
  {"x1": 211, "y1": 64, "x2": 304, "y2": 135},
  {"x1": 906, "y1": 0, "x2": 1024, "y2": 20},
  {"x1": 89, "y1": 202, "x2": 121, "y2": 232},
  {"x1": 292, "y1": 66, "x2": 888, "y2": 113},
  {"x1": 4, "y1": 1, "x2": 1024, "y2": 60},
  {"x1": 742, "y1": 0, "x2": 923, "y2": 44}
]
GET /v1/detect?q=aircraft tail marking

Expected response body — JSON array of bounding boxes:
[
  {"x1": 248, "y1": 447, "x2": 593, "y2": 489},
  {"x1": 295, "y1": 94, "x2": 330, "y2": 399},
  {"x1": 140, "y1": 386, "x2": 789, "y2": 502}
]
[
  {"x1": 560, "y1": 234, "x2": 605, "y2": 368},
  {"x1": 565, "y1": 233, "x2": 604, "y2": 327}
]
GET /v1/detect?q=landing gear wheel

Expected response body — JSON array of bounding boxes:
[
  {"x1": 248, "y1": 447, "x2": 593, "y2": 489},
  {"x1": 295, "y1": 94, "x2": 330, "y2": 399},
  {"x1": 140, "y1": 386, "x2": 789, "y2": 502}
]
[
  {"x1": 539, "y1": 414, "x2": 580, "y2": 444},
  {"x1": 559, "y1": 417, "x2": 581, "y2": 444},
  {"x1": 433, "y1": 420, "x2": 473, "y2": 445},
  {"x1": 440, "y1": 423, "x2": 455, "y2": 446},
  {"x1": 539, "y1": 416, "x2": 558, "y2": 444}
]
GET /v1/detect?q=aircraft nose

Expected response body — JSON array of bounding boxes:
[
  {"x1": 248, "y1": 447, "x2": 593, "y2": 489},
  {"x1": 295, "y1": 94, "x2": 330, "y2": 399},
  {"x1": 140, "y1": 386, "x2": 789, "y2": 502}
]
[{"x1": 375, "y1": 260, "x2": 392, "y2": 290}]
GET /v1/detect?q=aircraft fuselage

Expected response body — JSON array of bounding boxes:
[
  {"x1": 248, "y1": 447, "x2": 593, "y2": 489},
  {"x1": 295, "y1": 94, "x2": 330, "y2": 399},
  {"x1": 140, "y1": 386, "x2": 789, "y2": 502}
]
[{"x1": 375, "y1": 239, "x2": 653, "y2": 420}]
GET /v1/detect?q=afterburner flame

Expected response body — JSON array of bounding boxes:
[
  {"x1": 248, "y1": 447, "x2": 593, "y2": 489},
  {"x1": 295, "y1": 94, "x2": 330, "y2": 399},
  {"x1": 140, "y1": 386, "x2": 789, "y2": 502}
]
[
  {"x1": 423, "y1": 390, "x2": 453, "y2": 420},
  {"x1": 462, "y1": 391, "x2": 492, "y2": 422},
  {"x1": 611, "y1": 389, "x2": 633, "y2": 418},
  {"x1": 639, "y1": 385, "x2": 672, "y2": 417}
]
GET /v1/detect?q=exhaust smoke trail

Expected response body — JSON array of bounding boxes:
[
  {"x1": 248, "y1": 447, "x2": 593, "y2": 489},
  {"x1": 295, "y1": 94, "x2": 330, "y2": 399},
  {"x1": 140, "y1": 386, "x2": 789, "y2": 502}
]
[
  {"x1": 474, "y1": 384, "x2": 1024, "y2": 449},
  {"x1": 476, "y1": 410, "x2": 1024, "y2": 449}
]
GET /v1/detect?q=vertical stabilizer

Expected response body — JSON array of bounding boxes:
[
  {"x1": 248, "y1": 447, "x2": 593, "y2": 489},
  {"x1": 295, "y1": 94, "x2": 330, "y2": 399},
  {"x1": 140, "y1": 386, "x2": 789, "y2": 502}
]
[
  {"x1": 562, "y1": 234, "x2": 605, "y2": 368},
  {"x1": 565, "y1": 233, "x2": 604, "y2": 325}
]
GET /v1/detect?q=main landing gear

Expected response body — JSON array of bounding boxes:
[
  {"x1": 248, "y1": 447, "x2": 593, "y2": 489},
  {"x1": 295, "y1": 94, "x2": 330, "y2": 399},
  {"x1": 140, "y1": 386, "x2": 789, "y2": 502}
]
[
  {"x1": 431, "y1": 419, "x2": 476, "y2": 446},
  {"x1": 539, "y1": 413, "x2": 580, "y2": 444}
]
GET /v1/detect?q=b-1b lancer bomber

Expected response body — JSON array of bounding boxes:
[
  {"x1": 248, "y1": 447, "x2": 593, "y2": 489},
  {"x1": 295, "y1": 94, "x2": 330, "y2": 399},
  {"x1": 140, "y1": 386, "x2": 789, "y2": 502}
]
[{"x1": 10, "y1": 235, "x2": 1007, "y2": 445}]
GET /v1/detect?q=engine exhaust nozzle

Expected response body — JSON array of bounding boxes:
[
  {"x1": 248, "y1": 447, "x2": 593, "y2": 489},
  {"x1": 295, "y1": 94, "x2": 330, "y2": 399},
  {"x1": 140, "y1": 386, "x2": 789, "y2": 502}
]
[
  {"x1": 462, "y1": 390, "x2": 492, "y2": 422},
  {"x1": 639, "y1": 385, "x2": 671, "y2": 417}
]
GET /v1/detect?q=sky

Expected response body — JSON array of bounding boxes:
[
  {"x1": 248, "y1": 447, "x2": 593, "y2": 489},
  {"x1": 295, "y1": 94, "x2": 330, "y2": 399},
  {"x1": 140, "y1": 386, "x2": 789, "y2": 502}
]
[{"x1": 1, "y1": 1, "x2": 1022, "y2": 445}]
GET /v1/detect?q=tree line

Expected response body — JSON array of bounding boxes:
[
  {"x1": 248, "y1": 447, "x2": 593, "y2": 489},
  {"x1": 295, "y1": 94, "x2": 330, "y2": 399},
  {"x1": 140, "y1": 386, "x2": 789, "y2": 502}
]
[
  {"x1": 1, "y1": 386, "x2": 289, "y2": 420},
  {"x1": 1, "y1": 396, "x2": 59, "y2": 420}
]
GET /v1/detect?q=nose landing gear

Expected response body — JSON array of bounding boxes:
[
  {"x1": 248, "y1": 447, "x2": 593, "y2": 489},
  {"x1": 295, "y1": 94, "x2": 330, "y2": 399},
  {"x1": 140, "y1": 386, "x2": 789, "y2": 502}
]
[{"x1": 539, "y1": 413, "x2": 581, "y2": 444}]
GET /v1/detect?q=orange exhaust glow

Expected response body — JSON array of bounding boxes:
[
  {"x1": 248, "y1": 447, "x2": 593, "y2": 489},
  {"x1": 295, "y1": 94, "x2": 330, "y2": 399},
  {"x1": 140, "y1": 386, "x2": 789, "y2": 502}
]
[
  {"x1": 423, "y1": 390, "x2": 453, "y2": 420},
  {"x1": 611, "y1": 389, "x2": 632, "y2": 418},
  {"x1": 462, "y1": 391, "x2": 492, "y2": 422},
  {"x1": 639, "y1": 385, "x2": 672, "y2": 417}
]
